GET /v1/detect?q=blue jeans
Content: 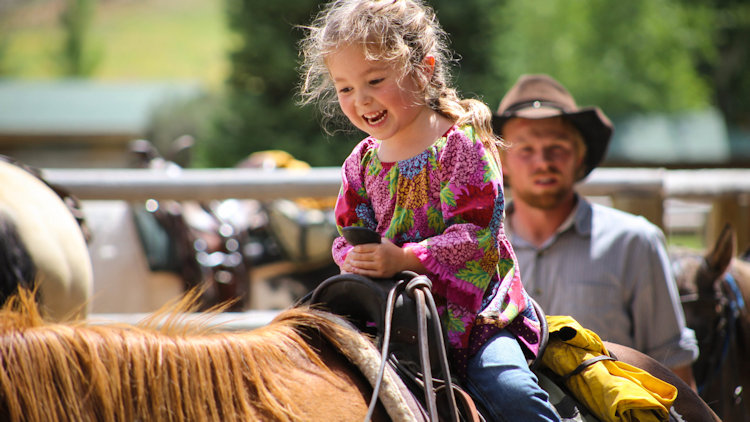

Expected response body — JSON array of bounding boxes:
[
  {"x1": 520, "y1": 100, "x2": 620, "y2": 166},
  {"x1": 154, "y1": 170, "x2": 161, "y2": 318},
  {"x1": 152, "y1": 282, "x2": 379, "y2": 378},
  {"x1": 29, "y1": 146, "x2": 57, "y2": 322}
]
[{"x1": 465, "y1": 330, "x2": 561, "y2": 422}]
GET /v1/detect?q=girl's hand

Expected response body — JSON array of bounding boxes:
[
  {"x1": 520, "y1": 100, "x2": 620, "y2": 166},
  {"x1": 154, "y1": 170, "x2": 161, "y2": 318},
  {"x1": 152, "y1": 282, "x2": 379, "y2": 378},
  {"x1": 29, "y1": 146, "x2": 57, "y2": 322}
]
[{"x1": 342, "y1": 238, "x2": 426, "y2": 278}]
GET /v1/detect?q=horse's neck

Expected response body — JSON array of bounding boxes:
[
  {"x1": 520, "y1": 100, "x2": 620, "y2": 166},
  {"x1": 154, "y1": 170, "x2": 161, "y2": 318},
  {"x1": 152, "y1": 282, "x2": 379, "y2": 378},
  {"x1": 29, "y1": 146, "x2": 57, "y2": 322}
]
[{"x1": 729, "y1": 261, "x2": 750, "y2": 350}]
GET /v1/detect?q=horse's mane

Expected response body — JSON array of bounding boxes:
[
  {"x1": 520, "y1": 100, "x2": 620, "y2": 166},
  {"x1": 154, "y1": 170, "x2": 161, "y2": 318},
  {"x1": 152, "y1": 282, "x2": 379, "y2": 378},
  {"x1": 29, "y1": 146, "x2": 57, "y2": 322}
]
[{"x1": 0, "y1": 289, "x2": 355, "y2": 422}]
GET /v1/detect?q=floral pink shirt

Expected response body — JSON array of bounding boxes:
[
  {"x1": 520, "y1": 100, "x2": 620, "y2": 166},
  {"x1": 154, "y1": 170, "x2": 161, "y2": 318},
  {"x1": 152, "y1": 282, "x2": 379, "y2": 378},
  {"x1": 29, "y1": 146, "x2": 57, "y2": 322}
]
[{"x1": 332, "y1": 125, "x2": 541, "y2": 373}]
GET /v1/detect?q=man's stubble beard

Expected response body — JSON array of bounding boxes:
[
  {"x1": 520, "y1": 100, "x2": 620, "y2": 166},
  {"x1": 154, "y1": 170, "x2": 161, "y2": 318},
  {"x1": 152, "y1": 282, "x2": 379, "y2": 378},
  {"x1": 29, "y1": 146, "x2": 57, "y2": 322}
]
[{"x1": 513, "y1": 185, "x2": 571, "y2": 210}]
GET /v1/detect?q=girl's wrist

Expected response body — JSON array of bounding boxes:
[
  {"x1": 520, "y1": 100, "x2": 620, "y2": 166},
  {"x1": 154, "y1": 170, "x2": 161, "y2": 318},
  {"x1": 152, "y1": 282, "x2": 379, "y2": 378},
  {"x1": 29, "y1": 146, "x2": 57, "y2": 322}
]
[{"x1": 402, "y1": 245, "x2": 427, "y2": 273}]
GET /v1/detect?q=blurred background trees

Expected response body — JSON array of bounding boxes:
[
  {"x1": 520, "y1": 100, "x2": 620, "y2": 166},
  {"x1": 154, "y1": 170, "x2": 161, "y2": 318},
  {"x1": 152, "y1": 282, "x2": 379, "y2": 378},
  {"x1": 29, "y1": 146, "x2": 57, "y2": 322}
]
[
  {"x1": 0, "y1": 0, "x2": 748, "y2": 167},
  {"x1": 199, "y1": 0, "x2": 358, "y2": 168},
  {"x1": 59, "y1": 0, "x2": 100, "y2": 76}
]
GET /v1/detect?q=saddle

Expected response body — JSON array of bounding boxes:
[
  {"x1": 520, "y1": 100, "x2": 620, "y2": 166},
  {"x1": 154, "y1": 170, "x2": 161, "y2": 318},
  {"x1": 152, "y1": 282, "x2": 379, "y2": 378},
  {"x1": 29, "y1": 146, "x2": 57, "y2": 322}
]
[
  {"x1": 307, "y1": 271, "x2": 482, "y2": 422},
  {"x1": 306, "y1": 272, "x2": 684, "y2": 422}
]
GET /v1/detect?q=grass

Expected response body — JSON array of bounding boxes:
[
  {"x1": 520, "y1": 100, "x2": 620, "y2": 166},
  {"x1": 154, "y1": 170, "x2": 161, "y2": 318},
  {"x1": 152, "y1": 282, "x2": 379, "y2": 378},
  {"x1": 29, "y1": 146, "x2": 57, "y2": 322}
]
[
  {"x1": 666, "y1": 232, "x2": 705, "y2": 251},
  {"x1": 2, "y1": 0, "x2": 230, "y2": 88}
]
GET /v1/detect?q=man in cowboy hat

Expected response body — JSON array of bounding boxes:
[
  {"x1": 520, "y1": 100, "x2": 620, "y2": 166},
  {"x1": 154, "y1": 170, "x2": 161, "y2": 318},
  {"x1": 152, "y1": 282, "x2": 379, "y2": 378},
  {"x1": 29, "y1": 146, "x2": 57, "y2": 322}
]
[{"x1": 493, "y1": 74, "x2": 698, "y2": 387}]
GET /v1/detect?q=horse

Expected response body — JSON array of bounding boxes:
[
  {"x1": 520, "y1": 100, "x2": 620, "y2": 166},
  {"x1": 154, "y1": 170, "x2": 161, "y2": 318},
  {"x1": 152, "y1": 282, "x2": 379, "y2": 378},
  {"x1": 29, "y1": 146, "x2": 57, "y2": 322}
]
[
  {"x1": 602, "y1": 342, "x2": 720, "y2": 422},
  {"x1": 0, "y1": 284, "x2": 719, "y2": 422},
  {"x1": 671, "y1": 223, "x2": 750, "y2": 421},
  {"x1": 0, "y1": 289, "x2": 414, "y2": 422},
  {"x1": 0, "y1": 157, "x2": 92, "y2": 321}
]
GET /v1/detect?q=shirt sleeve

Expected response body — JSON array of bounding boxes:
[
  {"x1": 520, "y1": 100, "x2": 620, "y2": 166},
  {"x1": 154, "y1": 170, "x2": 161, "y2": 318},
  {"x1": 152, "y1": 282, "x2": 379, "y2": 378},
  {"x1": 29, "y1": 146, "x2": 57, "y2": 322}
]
[
  {"x1": 407, "y1": 128, "x2": 515, "y2": 315},
  {"x1": 630, "y1": 225, "x2": 698, "y2": 368},
  {"x1": 331, "y1": 141, "x2": 377, "y2": 267}
]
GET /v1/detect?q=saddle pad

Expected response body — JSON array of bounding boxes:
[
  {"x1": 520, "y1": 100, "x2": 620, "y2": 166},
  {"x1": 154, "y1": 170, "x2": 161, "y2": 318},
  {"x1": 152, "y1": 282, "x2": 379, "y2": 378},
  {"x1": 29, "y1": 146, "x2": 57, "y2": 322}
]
[{"x1": 313, "y1": 310, "x2": 428, "y2": 422}]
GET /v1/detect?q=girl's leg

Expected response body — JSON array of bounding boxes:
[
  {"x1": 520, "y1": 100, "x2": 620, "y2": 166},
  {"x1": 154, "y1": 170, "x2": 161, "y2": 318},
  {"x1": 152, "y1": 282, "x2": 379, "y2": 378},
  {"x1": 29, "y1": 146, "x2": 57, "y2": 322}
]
[{"x1": 465, "y1": 330, "x2": 561, "y2": 422}]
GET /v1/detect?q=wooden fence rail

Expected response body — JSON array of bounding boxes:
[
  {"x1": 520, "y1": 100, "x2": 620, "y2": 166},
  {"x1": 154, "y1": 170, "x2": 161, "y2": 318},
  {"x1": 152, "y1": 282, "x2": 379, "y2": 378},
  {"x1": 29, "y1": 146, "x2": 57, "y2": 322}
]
[{"x1": 44, "y1": 167, "x2": 750, "y2": 253}]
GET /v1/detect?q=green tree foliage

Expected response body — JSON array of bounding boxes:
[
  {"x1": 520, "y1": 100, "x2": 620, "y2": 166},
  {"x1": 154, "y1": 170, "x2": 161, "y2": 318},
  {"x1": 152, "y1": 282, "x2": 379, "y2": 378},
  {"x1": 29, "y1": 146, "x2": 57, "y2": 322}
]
[
  {"x1": 204, "y1": 0, "x2": 359, "y2": 168},
  {"x1": 691, "y1": 0, "x2": 750, "y2": 125},
  {"x1": 474, "y1": 0, "x2": 714, "y2": 115},
  {"x1": 0, "y1": 32, "x2": 8, "y2": 76},
  {"x1": 0, "y1": 1, "x2": 24, "y2": 76},
  {"x1": 429, "y1": 0, "x2": 502, "y2": 104},
  {"x1": 59, "y1": 0, "x2": 100, "y2": 77},
  {"x1": 214, "y1": 0, "x2": 732, "y2": 168}
]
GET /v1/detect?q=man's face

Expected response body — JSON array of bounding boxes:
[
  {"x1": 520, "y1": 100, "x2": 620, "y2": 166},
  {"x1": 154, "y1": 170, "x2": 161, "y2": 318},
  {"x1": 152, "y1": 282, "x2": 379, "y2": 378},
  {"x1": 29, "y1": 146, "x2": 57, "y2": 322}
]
[{"x1": 501, "y1": 117, "x2": 584, "y2": 210}]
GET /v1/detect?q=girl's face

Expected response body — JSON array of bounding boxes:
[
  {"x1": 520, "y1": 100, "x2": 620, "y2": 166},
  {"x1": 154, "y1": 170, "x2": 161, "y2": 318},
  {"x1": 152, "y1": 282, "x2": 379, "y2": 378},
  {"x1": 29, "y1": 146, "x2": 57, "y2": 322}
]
[{"x1": 327, "y1": 44, "x2": 427, "y2": 145}]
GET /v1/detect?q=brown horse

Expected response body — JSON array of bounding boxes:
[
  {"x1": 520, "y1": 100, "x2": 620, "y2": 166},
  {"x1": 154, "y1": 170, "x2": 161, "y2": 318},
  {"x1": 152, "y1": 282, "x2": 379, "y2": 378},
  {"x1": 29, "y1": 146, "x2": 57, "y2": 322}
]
[
  {"x1": 672, "y1": 224, "x2": 750, "y2": 421},
  {"x1": 0, "y1": 286, "x2": 721, "y2": 422},
  {"x1": 0, "y1": 289, "x2": 423, "y2": 422},
  {"x1": 0, "y1": 158, "x2": 92, "y2": 321}
]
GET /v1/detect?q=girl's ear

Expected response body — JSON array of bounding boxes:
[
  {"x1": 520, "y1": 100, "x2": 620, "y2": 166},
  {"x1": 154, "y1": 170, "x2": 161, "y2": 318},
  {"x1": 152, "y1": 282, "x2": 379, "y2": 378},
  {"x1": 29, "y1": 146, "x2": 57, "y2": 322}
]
[
  {"x1": 413, "y1": 55, "x2": 436, "y2": 92},
  {"x1": 422, "y1": 55, "x2": 436, "y2": 80}
]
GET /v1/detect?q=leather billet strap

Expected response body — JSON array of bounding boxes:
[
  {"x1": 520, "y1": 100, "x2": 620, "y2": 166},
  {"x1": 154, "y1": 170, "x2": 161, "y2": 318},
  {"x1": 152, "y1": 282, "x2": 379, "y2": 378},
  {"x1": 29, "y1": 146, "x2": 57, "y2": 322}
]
[{"x1": 560, "y1": 355, "x2": 617, "y2": 383}]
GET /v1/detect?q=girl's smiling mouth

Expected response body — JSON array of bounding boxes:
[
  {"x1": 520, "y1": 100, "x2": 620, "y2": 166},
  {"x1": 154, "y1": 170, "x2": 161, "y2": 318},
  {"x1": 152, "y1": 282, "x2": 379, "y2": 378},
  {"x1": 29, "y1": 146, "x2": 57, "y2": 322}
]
[{"x1": 363, "y1": 110, "x2": 387, "y2": 125}]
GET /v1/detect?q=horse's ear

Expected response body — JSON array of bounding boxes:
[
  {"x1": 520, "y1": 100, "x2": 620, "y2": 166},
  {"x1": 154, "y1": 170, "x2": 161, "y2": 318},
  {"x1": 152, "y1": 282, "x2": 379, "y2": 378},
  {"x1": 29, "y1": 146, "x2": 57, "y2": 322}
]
[{"x1": 705, "y1": 223, "x2": 736, "y2": 275}]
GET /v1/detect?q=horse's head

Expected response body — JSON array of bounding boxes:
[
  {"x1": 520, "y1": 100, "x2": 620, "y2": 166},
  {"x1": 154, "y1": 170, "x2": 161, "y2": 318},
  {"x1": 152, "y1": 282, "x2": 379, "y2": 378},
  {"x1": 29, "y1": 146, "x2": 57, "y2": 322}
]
[
  {"x1": 671, "y1": 223, "x2": 750, "y2": 400},
  {"x1": 672, "y1": 224, "x2": 736, "y2": 335}
]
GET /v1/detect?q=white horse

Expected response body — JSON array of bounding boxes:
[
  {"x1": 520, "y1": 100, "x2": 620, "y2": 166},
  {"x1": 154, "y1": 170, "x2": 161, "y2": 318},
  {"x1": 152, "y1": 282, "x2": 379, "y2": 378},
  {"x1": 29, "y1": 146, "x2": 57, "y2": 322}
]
[{"x1": 0, "y1": 159, "x2": 92, "y2": 320}]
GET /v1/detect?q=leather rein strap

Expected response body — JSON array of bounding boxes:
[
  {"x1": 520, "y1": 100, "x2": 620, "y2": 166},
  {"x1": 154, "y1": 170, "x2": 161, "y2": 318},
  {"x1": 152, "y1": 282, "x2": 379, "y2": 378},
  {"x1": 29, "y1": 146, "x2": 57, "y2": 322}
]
[{"x1": 365, "y1": 272, "x2": 460, "y2": 422}]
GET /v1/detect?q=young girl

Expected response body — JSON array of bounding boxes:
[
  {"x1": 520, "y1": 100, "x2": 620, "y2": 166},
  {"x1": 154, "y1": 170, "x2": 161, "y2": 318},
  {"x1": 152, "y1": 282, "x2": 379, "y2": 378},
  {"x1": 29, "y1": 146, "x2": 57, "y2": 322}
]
[{"x1": 299, "y1": 1, "x2": 560, "y2": 420}]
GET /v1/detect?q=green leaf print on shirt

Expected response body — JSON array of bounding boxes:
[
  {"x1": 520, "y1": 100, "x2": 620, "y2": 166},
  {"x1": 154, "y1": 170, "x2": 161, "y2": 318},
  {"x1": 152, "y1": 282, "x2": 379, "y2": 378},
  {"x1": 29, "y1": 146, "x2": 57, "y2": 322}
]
[
  {"x1": 385, "y1": 165, "x2": 398, "y2": 197},
  {"x1": 497, "y1": 259, "x2": 514, "y2": 280},
  {"x1": 476, "y1": 228, "x2": 494, "y2": 254},
  {"x1": 456, "y1": 261, "x2": 492, "y2": 290},
  {"x1": 366, "y1": 154, "x2": 382, "y2": 177},
  {"x1": 483, "y1": 157, "x2": 499, "y2": 184},
  {"x1": 386, "y1": 207, "x2": 414, "y2": 238},
  {"x1": 445, "y1": 307, "x2": 466, "y2": 334},
  {"x1": 357, "y1": 186, "x2": 368, "y2": 198},
  {"x1": 428, "y1": 153, "x2": 439, "y2": 172},
  {"x1": 440, "y1": 181, "x2": 456, "y2": 208},
  {"x1": 427, "y1": 206, "x2": 446, "y2": 233}
]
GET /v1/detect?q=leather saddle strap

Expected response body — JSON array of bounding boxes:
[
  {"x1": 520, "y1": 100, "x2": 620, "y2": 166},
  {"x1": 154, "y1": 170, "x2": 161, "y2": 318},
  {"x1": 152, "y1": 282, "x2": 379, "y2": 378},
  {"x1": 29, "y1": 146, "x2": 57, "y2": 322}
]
[
  {"x1": 560, "y1": 355, "x2": 617, "y2": 383},
  {"x1": 366, "y1": 273, "x2": 460, "y2": 422},
  {"x1": 366, "y1": 279, "x2": 406, "y2": 421},
  {"x1": 435, "y1": 382, "x2": 481, "y2": 422},
  {"x1": 408, "y1": 276, "x2": 459, "y2": 422}
]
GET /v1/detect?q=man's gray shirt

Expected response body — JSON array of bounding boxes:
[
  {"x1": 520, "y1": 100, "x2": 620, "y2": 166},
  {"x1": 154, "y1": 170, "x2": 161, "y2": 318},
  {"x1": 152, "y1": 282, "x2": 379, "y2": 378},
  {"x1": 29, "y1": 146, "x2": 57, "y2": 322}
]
[{"x1": 507, "y1": 195, "x2": 698, "y2": 368}]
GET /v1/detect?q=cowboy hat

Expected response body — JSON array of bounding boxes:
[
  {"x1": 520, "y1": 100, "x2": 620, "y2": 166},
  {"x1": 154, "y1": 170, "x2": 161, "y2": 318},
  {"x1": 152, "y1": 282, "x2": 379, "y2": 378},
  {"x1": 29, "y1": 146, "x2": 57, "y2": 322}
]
[{"x1": 492, "y1": 74, "x2": 613, "y2": 180}]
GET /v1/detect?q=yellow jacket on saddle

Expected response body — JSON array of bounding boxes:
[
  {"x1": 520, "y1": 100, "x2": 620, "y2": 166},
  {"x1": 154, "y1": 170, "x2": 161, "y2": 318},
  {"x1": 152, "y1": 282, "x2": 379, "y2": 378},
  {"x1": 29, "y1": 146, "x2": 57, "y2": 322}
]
[{"x1": 540, "y1": 316, "x2": 678, "y2": 422}]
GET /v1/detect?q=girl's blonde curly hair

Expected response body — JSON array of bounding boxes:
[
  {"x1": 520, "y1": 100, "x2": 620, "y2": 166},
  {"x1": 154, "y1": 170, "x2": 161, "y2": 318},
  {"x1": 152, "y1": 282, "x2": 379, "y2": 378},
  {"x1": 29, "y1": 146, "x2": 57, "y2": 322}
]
[{"x1": 298, "y1": 0, "x2": 502, "y2": 157}]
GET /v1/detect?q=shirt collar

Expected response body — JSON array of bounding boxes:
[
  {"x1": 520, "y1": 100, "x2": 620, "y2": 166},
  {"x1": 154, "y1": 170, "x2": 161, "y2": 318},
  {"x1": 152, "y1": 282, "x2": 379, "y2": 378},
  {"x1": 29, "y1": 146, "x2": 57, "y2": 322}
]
[
  {"x1": 507, "y1": 193, "x2": 591, "y2": 249},
  {"x1": 571, "y1": 193, "x2": 592, "y2": 236}
]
